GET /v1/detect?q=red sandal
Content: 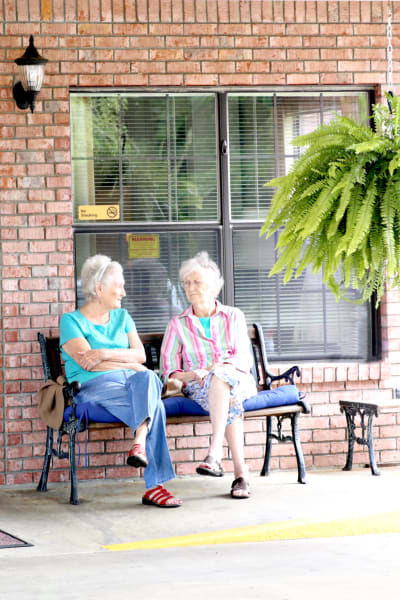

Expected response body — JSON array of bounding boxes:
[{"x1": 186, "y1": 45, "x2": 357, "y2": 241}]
[
  {"x1": 142, "y1": 485, "x2": 182, "y2": 508},
  {"x1": 127, "y1": 443, "x2": 148, "y2": 469}
]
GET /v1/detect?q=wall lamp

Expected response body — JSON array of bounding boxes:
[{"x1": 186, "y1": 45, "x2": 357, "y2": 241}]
[{"x1": 13, "y1": 36, "x2": 48, "y2": 113}]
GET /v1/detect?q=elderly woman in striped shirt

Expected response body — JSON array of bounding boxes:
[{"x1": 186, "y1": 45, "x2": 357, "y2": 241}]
[{"x1": 160, "y1": 252, "x2": 257, "y2": 499}]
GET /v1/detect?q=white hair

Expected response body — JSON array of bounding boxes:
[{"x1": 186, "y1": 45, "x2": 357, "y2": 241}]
[
  {"x1": 179, "y1": 251, "x2": 224, "y2": 298},
  {"x1": 80, "y1": 254, "x2": 123, "y2": 301}
]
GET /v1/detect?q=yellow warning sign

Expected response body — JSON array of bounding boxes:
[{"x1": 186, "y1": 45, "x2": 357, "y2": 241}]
[
  {"x1": 127, "y1": 234, "x2": 160, "y2": 259},
  {"x1": 78, "y1": 205, "x2": 120, "y2": 220}
]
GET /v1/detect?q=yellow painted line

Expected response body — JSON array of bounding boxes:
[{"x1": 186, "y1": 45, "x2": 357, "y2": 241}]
[{"x1": 103, "y1": 511, "x2": 400, "y2": 551}]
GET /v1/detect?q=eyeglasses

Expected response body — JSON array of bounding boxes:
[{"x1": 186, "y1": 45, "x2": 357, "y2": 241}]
[{"x1": 181, "y1": 279, "x2": 204, "y2": 288}]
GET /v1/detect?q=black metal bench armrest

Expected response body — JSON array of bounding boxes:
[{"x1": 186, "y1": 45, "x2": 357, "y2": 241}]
[
  {"x1": 265, "y1": 366, "x2": 310, "y2": 414},
  {"x1": 267, "y1": 365, "x2": 300, "y2": 386},
  {"x1": 62, "y1": 381, "x2": 81, "y2": 419}
]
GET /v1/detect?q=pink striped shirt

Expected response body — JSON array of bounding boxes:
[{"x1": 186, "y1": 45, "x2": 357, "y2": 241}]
[{"x1": 160, "y1": 301, "x2": 254, "y2": 381}]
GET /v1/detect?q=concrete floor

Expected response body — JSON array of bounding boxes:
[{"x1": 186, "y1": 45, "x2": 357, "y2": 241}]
[{"x1": 1, "y1": 467, "x2": 400, "y2": 599}]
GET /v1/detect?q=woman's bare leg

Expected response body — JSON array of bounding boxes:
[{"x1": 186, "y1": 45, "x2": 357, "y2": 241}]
[
  {"x1": 207, "y1": 375, "x2": 230, "y2": 460},
  {"x1": 225, "y1": 416, "x2": 247, "y2": 480},
  {"x1": 133, "y1": 420, "x2": 148, "y2": 446}
]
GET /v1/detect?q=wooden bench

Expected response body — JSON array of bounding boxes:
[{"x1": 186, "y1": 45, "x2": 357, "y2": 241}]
[{"x1": 37, "y1": 323, "x2": 310, "y2": 504}]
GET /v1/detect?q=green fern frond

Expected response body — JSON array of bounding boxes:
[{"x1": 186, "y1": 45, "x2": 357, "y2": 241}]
[
  {"x1": 346, "y1": 176, "x2": 377, "y2": 255},
  {"x1": 327, "y1": 165, "x2": 365, "y2": 238},
  {"x1": 296, "y1": 176, "x2": 343, "y2": 239},
  {"x1": 389, "y1": 150, "x2": 400, "y2": 175},
  {"x1": 349, "y1": 137, "x2": 391, "y2": 155},
  {"x1": 297, "y1": 179, "x2": 326, "y2": 201}
]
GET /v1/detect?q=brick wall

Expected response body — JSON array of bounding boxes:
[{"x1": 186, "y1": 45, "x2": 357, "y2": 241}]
[{"x1": 1, "y1": 0, "x2": 400, "y2": 487}]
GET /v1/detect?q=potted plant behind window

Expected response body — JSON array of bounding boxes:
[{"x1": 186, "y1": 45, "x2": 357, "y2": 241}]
[{"x1": 260, "y1": 93, "x2": 400, "y2": 307}]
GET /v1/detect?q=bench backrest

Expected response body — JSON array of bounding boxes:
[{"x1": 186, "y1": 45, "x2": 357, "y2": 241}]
[{"x1": 38, "y1": 322, "x2": 274, "y2": 391}]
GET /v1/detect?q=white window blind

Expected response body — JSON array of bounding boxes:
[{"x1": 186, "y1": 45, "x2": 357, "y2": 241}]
[
  {"x1": 229, "y1": 93, "x2": 371, "y2": 360},
  {"x1": 71, "y1": 94, "x2": 218, "y2": 223}
]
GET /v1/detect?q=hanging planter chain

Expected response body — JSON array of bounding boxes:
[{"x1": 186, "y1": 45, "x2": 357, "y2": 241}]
[{"x1": 387, "y1": 2, "x2": 394, "y2": 108}]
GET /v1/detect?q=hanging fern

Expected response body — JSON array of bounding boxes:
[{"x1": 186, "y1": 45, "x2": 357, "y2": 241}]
[{"x1": 261, "y1": 93, "x2": 400, "y2": 306}]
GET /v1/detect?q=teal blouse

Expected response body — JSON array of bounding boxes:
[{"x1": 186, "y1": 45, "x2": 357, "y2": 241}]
[{"x1": 60, "y1": 308, "x2": 136, "y2": 384}]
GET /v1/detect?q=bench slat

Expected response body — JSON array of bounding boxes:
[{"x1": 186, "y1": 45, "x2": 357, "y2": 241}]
[{"x1": 80, "y1": 403, "x2": 305, "y2": 429}]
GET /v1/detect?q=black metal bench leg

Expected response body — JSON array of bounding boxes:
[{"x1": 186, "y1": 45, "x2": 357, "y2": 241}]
[
  {"x1": 367, "y1": 413, "x2": 380, "y2": 476},
  {"x1": 343, "y1": 410, "x2": 355, "y2": 471},
  {"x1": 291, "y1": 413, "x2": 307, "y2": 484},
  {"x1": 68, "y1": 430, "x2": 80, "y2": 505},
  {"x1": 37, "y1": 426, "x2": 54, "y2": 492},
  {"x1": 260, "y1": 416, "x2": 273, "y2": 476}
]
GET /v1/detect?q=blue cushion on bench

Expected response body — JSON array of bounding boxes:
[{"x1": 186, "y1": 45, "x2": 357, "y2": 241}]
[
  {"x1": 163, "y1": 385, "x2": 301, "y2": 417},
  {"x1": 243, "y1": 385, "x2": 301, "y2": 411},
  {"x1": 64, "y1": 402, "x2": 120, "y2": 423},
  {"x1": 163, "y1": 396, "x2": 209, "y2": 417},
  {"x1": 63, "y1": 385, "x2": 301, "y2": 423}
]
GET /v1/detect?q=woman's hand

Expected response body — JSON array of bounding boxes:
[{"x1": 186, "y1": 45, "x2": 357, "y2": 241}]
[
  {"x1": 170, "y1": 368, "x2": 209, "y2": 386},
  {"x1": 191, "y1": 369, "x2": 209, "y2": 386},
  {"x1": 77, "y1": 349, "x2": 107, "y2": 371}
]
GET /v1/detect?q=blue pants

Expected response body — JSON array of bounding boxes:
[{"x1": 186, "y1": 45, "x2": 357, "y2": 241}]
[{"x1": 75, "y1": 370, "x2": 175, "y2": 489}]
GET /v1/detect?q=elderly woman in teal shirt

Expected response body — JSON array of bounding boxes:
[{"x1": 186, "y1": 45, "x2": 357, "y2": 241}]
[{"x1": 60, "y1": 254, "x2": 182, "y2": 509}]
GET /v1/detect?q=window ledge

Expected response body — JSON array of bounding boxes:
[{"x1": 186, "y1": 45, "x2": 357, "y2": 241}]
[{"x1": 270, "y1": 360, "x2": 391, "y2": 383}]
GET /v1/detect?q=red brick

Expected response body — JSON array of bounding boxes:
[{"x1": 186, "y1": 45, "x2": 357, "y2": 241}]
[
  {"x1": 176, "y1": 435, "x2": 209, "y2": 449},
  {"x1": 320, "y1": 24, "x2": 354, "y2": 35},
  {"x1": 312, "y1": 403, "x2": 339, "y2": 418},
  {"x1": 313, "y1": 428, "x2": 345, "y2": 442},
  {"x1": 312, "y1": 367, "x2": 324, "y2": 383},
  {"x1": 88, "y1": 427, "x2": 125, "y2": 441},
  {"x1": 183, "y1": 73, "x2": 217, "y2": 85},
  {"x1": 305, "y1": 60, "x2": 337, "y2": 73},
  {"x1": 346, "y1": 364, "x2": 359, "y2": 381},
  {"x1": 167, "y1": 423, "x2": 194, "y2": 437},
  {"x1": 330, "y1": 441, "x2": 348, "y2": 454},
  {"x1": 287, "y1": 73, "x2": 320, "y2": 84},
  {"x1": 313, "y1": 454, "x2": 345, "y2": 468},
  {"x1": 221, "y1": 73, "x2": 253, "y2": 85},
  {"x1": 202, "y1": 61, "x2": 234, "y2": 73},
  {"x1": 89, "y1": 453, "x2": 125, "y2": 467},
  {"x1": 105, "y1": 466, "x2": 137, "y2": 479},
  {"x1": 377, "y1": 413, "x2": 398, "y2": 426},
  {"x1": 7, "y1": 420, "x2": 32, "y2": 433},
  {"x1": 287, "y1": 24, "x2": 320, "y2": 35},
  {"x1": 321, "y1": 73, "x2": 354, "y2": 85},
  {"x1": 339, "y1": 60, "x2": 371, "y2": 72},
  {"x1": 8, "y1": 472, "x2": 34, "y2": 485},
  {"x1": 175, "y1": 462, "x2": 197, "y2": 475},
  {"x1": 245, "y1": 432, "x2": 266, "y2": 445},
  {"x1": 380, "y1": 450, "x2": 400, "y2": 463},
  {"x1": 46, "y1": 470, "x2": 70, "y2": 483},
  {"x1": 303, "y1": 442, "x2": 332, "y2": 455},
  {"x1": 243, "y1": 419, "x2": 263, "y2": 432}
]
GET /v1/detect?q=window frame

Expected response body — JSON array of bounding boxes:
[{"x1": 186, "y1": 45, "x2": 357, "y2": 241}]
[{"x1": 71, "y1": 87, "x2": 379, "y2": 362}]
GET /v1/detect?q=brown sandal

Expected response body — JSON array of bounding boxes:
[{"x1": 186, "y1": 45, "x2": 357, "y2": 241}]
[
  {"x1": 196, "y1": 455, "x2": 224, "y2": 477},
  {"x1": 231, "y1": 477, "x2": 250, "y2": 499}
]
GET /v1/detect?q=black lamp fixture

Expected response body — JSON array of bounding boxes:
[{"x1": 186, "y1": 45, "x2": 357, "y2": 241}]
[{"x1": 13, "y1": 35, "x2": 48, "y2": 113}]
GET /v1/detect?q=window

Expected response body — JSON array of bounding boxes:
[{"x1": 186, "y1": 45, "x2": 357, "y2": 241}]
[{"x1": 71, "y1": 90, "x2": 375, "y2": 360}]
